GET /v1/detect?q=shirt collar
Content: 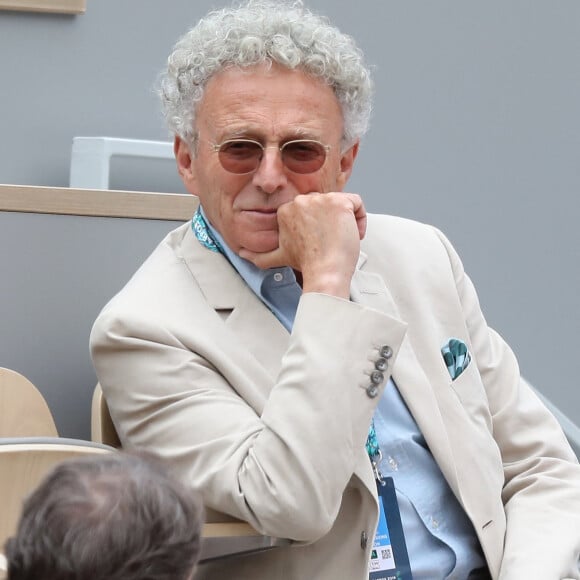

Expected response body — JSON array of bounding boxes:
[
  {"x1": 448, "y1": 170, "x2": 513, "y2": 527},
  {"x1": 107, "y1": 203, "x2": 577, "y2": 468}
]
[{"x1": 199, "y1": 205, "x2": 295, "y2": 298}]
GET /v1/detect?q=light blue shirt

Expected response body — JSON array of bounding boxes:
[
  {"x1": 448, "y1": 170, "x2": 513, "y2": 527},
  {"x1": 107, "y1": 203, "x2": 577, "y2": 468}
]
[{"x1": 199, "y1": 208, "x2": 486, "y2": 579}]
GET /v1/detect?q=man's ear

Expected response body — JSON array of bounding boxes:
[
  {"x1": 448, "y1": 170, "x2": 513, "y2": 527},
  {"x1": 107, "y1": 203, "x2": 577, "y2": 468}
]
[
  {"x1": 336, "y1": 140, "x2": 359, "y2": 191},
  {"x1": 174, "y1": 136, "x2": 197, "y2": 193}
]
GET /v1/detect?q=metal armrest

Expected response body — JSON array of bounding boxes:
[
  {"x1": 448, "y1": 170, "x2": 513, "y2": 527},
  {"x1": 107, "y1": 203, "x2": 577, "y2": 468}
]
[
  {"x1": 0, "y1": 437, "x2": 116, "y2": 450},
  {"x1": 200, "y1": 507, "x2": 290, "y2": 561}
]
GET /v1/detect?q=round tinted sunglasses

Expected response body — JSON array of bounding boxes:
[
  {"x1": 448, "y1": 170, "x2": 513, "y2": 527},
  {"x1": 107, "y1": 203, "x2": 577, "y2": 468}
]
[{"x1": 210, "y1": 138, "x2": 331, "y2": 175}]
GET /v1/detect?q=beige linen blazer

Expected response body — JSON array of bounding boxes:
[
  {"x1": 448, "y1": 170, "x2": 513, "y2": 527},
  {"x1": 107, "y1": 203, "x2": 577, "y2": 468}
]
[{"x1": 90, "y1": 213, "x2": 580, "y2": 580}]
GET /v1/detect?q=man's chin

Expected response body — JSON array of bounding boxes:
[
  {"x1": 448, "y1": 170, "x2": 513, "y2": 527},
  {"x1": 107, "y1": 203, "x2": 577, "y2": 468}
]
[{"x1": 239, "y1": 236, "x2": 279, "y2": 255}]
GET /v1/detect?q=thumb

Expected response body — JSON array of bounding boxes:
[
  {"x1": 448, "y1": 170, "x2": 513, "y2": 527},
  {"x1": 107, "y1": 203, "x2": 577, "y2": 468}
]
[{"x1": 238, "y1": 247, "x2": 288, "y2": 270}]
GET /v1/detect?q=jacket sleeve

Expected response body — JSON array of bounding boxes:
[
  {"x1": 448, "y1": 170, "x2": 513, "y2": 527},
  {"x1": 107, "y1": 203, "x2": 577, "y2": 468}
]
[
  {"x1": 91, "y1": 291, "x2": 406, "y2": 542},
  {"x1": 435, "y1": 228, "x2": 580, "y2": 580}
]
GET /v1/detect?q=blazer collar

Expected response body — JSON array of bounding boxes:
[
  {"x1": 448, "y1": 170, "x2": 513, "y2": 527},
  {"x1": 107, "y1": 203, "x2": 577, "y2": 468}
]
[
  {"x1": 179, "y1": 224, "x2": 248, "y2": 309},
  {"x1": 178, "y1": 225, "x2": 290, "y2": 380}
]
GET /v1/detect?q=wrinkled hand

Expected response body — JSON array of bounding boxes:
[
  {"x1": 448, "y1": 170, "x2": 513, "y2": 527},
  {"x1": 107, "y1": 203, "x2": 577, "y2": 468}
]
[{"x1": 239, "y1": 192, "x2": 366, "y2": 298}]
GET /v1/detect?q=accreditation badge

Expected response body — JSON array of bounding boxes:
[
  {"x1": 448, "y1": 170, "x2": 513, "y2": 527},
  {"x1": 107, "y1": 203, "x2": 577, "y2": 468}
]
[{"x1": 369, "y1": 477, "x2": 413, "y2": 580}]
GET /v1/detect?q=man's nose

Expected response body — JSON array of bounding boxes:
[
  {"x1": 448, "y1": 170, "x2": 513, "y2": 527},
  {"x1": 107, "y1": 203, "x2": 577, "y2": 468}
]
[{"x1": 251, "y1": 147, "x2": 288, "y2": 194}]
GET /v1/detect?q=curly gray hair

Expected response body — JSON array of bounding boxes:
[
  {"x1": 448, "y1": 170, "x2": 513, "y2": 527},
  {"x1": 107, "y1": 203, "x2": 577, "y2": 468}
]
[{"x1": 158, "y1": 0, "x2": 373, "y2": 149}]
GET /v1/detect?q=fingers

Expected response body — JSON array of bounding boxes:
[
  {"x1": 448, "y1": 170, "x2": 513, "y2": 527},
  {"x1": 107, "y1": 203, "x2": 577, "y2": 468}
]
[
  {"x1": 343, "y1": 193, "x2": 367, "y2": 240},
  {"x1": 238, "y1": 192, "x2": 367, "y2": 286}
]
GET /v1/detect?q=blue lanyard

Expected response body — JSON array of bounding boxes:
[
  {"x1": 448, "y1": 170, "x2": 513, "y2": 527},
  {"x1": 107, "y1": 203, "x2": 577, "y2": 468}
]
[{"x1": 191, "y1": 208, "x2": 221, "y2": 253}]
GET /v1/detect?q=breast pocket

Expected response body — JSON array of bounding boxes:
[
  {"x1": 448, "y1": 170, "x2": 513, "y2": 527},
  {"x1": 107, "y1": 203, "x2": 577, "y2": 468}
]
[{"x1": 449, "y1": 360, "x2": 493, "y2": 433}]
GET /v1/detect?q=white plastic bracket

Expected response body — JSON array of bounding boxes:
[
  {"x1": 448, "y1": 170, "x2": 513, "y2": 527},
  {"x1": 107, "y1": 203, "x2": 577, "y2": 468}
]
[{"x1": 69, "y1": 136, "x2": 174, "y2": 189}]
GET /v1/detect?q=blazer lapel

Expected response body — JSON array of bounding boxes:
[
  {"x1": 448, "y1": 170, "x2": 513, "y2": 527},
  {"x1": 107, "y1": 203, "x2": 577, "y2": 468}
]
[
  {"x1": 390, "y1": 339, "x2": 461, "y2": 498},
  {"x1": 350, "y1": 252, "x2": 461, "y2": 499},
  {"x1": 178, "y1": 225, "x2": 290, "y2": 384}
]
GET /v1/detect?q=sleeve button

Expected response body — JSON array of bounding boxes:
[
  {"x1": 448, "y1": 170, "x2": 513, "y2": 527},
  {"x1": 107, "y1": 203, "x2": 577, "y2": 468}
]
[
  {"x1": 366, "y1": 385, "x2": 379, "y2": 398},
  {"x1": 380, "y1": 345, "x2": 393, "y2": 359},
  {"x1": 375, "y1": 358, "x2": 388, "y2": 371},
  {"x1": 370, "y1": 370, "x2": 384, "y2": 384}
]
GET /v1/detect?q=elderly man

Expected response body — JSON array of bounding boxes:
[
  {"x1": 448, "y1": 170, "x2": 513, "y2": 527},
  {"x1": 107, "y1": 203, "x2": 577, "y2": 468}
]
[
  {"x1": 90, "y1": 1, "x2": 580, "y2": 578},
  {"x1": 3, "y1": 452, "x2": 203, "y2": 580}
]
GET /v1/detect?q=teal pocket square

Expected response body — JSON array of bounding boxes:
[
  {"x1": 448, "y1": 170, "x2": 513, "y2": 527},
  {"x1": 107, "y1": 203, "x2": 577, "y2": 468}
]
[{"x1": 441, "y1": 338, "x2": 472, "y2": 380}]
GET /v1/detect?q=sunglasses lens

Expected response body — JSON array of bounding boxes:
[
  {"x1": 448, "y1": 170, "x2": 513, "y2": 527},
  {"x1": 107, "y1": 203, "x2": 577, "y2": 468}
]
[
  {"x1": 217, "y1": 139, "x2": 327, "y2": 174},
  {"x1": 282, "y1": 141, "x2": 327, "y2": 174},
  {"x1": 218, "y1": 140, "x2": 263, "y2": 174}
]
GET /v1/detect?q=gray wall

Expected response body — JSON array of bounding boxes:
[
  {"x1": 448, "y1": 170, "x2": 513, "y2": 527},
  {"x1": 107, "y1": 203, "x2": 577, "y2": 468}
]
[
  {"x1": 1, "y1": 1, "x2": 579, "y2": 437},
  {"x1": 0, "y1": 211, "x2": 182, "y2": 439}
]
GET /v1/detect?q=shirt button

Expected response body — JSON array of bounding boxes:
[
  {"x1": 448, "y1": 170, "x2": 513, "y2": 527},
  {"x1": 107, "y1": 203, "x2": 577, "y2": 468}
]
[
  {"x1": 273, "y1": 272, "x2": 284, "y2": 282},
  {"x1": 360, "y1": 531, "x2": 368, "y2": 549},
  {"x1": 366, "y1": 385, "x2": 379, "y2": 398},
  {"x1": 375, "y1": 358, "x2": 388, "y2": 372},
  {"x1": 431, "y1": 517, "x2": 439, "y2": 529},
  {"x1": 380, "y1": 345, "x2": 393, "y2": 359},
  {"x1": 388, "y1": 456, "x2": 398, "y2": 471}
]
